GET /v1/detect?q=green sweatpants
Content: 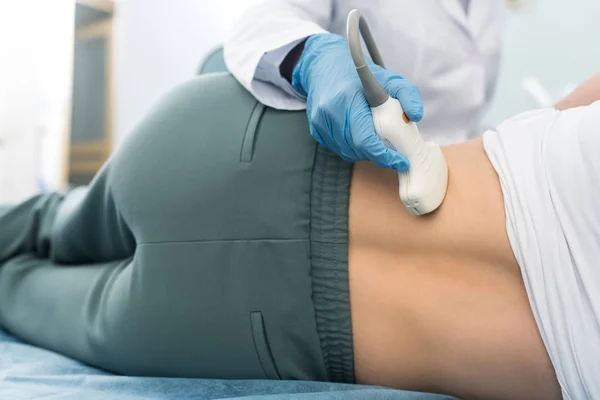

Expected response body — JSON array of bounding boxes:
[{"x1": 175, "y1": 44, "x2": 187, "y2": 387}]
[{"x1": 0, "y1": 74, "x2": 354, "y2": 383}]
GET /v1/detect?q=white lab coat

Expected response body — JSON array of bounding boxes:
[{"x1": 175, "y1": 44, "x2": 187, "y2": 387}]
[{"x1": 224, "y1": 0, "x2": 506, "y2": 145}]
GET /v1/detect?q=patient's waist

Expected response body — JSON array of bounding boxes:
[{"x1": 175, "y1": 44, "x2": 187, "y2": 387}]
[{"x1": 348, "y1": 140, "x2": 559, "y2": 398}]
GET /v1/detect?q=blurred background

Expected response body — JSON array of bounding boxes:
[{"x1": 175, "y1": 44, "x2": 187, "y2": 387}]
[{"x1": 0, "y1": 0, "x2": 598, "y2": 203}]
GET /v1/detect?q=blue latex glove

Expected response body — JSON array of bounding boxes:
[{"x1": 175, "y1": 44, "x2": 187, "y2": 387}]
[{"x1": 292, "y1": 33, "x2": 423, "y2": 172}]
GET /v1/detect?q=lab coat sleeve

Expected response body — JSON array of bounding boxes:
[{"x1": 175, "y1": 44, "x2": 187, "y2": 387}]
[
  {"x1": 223, "y1": 0, "x2": 333, "y2": 110},
  {"x1": 483, "y1": 1, "x2": 507, "y2": 110}
]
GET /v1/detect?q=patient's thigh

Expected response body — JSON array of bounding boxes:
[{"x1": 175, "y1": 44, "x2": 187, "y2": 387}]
[{"x1": 1, "y1": 75, "x2": 327, "y2": 381}]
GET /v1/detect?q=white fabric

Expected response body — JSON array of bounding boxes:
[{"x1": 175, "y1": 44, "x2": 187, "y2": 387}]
[
  {"x1": 483, "y1": 101, "x2": 600, "y2": 400},
  {"x1": 224, "y1": 0, "x2": 505, "y2": 145}
]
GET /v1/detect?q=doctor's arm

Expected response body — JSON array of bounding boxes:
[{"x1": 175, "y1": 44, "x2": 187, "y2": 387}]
[
  {"x1": 224, "y1": 1, "x2": 423, "y2": 172},
  {"x1": 554, "y1": 73, "x2": 600, "y2": 110},
  {"x1": 223, "y1": 0, "x2": 332, "y2": 110}
]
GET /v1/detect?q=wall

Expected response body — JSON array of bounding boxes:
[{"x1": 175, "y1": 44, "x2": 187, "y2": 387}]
[
  {"x1": 484, "y1": 0, "x2": 600, "y2": 126},
  {"x1": 113, "y1": 0, "x2": 264, "y2": 147},
  {"x1": 114, "y1": 0, "x2": 224, "y2": 146},
  {"x1": 0, "y1": 0, "x2": 74, "y2": 203}
]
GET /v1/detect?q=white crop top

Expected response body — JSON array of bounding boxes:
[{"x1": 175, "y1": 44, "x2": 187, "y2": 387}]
[{"x1": 483, "y1": 101, "x2": 600, "y2": 400}]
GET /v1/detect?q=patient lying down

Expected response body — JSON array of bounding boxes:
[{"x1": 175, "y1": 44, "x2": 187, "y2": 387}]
[{"x1": 1, "y1": 73, "x2": 599, "y2": 400}]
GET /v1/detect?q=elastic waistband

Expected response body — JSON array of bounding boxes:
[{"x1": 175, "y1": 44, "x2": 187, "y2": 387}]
[{"x1": 310, "y1": 145, "x2": 354, "y2": 383}]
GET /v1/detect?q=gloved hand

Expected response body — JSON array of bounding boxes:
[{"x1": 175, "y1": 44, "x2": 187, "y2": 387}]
[{"x1": 292, "y1": 33, "x2": 423, "y2": 172}]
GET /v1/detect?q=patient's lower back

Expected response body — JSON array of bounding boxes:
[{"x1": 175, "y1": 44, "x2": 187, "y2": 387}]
[{"x1": 348, "y1": 139, "x2": 561, "y2": 400}]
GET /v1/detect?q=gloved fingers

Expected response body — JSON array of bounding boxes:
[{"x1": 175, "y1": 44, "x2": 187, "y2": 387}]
[
  {"x1": 308, "y1": 124, "x2": 331, "y2": 149},
  {"x1": 349, "y1": 104, "x2": 410, "y2": 172},
  {"x1": 338, "y1": 106, "x2": 361, "y2": 161},
  {"x1": 368, "y1": 63, "x2": 424, "y2": 122},
  {"x1": 360, "y1": 132, "x2": 410, "y2": 172},
  {"x1": 348, "y1": 96, "x2": 377, "y2": 158},
  {"x1": 384, "y1": 76, "x2": 424, "y2": 122},
  {"x1": 308, "y1": 123, "x2": 355, "y2": 162}
]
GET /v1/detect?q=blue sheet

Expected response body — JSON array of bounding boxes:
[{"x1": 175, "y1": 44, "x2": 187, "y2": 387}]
[{"x1": 0, "y1": 328, "x2": 458, "y2": 400}]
